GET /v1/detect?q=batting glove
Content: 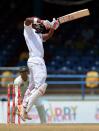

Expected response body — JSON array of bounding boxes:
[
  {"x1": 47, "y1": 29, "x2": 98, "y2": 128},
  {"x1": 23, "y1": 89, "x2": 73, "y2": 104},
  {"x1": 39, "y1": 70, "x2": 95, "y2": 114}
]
[
  {"x1": 51, "y1": 18, "x2": 59, "y2": 30},
  {"x1": 42, "y1": 20, "x2": 52, "y2": 30}
]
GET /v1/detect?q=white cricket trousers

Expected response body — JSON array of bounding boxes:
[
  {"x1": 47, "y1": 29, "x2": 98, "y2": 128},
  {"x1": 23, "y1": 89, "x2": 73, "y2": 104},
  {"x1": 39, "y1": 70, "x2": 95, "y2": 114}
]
[
  {"x1": 28, "y1": 57, "x2": 47, "y2": 89},
  {"x1": 22, "y1": 57, "x2": 47, "y2": 111}
]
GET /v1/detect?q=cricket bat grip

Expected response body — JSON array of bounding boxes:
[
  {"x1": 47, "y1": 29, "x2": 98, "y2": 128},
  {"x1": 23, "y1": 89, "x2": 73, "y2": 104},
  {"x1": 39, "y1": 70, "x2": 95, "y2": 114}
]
[{"x1": 51, "y1": 18, "x2": 60, "y2": 30}]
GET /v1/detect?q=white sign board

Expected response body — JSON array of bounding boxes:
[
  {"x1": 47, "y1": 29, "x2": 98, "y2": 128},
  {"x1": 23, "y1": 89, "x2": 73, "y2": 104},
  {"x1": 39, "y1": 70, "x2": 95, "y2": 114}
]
[
  {"x1": 44, "y1": 101, "x2": 99, "y2": 123},
  {"x1": 0, "y1": 101, "x2": 99, "y2": 123}
]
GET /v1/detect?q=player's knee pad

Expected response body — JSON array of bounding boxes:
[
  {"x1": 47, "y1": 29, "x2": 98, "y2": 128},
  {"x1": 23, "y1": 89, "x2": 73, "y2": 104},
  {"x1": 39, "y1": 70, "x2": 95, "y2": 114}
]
[
  {"x1": 30, "y1": 83, "x2": 47, "y2": 98},
  {"x1": 38, "y1": 83, "x2": 47, "y2": 96}
]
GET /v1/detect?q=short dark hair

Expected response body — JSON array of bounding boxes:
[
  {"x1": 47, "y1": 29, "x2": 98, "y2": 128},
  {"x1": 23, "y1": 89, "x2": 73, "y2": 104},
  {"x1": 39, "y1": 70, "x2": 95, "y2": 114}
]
[{"x1": 19, "y1": 66, "x2": 28, "y2": 72}]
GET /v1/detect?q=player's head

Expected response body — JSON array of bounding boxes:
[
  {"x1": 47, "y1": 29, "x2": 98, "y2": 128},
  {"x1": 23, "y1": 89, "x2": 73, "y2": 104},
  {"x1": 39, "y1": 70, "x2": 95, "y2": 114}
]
[
  {"x1": 32, "y1": 24, "x2": 47, "y2": 33},
  {"x1": 32, "y1": 17, "x2": 48, "y2": 33},
  {"x1": 19, "y1": 66, "x2": 28, "y2": 81}
]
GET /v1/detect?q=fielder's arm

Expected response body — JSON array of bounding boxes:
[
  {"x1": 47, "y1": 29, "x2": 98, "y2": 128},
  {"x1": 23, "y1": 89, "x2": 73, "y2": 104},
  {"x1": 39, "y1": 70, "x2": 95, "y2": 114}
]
[
  {"x1": 14, "y1": 84, "x2": 19, "y2": 106},
  {"x1": 14, "y1": 80, "x2": 22, "y2": 106}
]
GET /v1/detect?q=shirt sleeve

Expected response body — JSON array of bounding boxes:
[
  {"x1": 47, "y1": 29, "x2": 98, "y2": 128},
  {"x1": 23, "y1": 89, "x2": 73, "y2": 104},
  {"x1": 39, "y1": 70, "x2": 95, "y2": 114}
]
[
  {"x1": 24, "y1": 22, "x2": 37, "y2": 37},
  {"x1": 24, "y1": 22, "x2": 32, "y2": 30}
]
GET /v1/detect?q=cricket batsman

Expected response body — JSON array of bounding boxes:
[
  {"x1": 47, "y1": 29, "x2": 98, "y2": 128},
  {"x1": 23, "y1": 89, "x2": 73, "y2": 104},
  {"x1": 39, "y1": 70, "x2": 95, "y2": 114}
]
[{"x1": 19, "y1": 17, "x2": 59, "y2": 120}]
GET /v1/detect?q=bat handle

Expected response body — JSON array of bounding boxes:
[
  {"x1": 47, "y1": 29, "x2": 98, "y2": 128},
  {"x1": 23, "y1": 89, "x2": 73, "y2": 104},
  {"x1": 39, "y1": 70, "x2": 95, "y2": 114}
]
[{"x1": 57, "y1": 18, "x2": 61, "y2": 24}]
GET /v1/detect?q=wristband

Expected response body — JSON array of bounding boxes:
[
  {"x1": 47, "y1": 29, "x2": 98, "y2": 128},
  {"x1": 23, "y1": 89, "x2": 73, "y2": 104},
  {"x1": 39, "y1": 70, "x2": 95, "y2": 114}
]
[{"x1": 33, "y1": 17, "x2": 38, "y2": 24}]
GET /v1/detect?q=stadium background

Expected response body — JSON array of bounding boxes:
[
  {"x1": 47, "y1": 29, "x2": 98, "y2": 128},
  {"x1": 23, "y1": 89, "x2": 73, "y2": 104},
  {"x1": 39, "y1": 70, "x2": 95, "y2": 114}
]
[
  {"x1": 0, "y1": 0, "x2": 99, "y2": 72},
  {"x1": 0, "y1": 0, "x2": 99, "y2": 125}
]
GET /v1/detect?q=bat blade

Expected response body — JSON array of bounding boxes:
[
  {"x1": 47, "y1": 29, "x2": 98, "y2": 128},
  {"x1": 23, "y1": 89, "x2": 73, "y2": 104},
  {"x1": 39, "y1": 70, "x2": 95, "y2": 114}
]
[{"x1": 58, "y1": 9, "x2": 90, "y2": 24}]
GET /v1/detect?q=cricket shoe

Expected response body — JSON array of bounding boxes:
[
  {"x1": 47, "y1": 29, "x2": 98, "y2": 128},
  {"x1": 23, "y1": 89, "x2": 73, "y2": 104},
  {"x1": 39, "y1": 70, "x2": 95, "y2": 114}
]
[{"x1": 22, "y1": 112, "x2": 32, "y2": 120}]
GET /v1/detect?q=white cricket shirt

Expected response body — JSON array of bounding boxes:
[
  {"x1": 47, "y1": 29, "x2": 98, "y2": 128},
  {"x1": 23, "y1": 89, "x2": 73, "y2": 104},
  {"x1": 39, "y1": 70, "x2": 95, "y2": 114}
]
[{"x1": 24, "y1": 24, "x2": 44, "y2": 58}]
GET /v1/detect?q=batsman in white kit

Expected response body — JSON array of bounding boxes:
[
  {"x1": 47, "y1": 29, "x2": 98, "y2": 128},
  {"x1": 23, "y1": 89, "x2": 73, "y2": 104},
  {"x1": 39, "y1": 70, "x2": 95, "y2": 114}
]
[{"x1": 18, "y1": 17, "x2": 59, "y2": 120}]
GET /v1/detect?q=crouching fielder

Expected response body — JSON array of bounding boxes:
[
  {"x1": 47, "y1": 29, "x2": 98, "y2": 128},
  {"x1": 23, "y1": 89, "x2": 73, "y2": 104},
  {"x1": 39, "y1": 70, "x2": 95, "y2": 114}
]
[
  {"x1": 14, "y1": 66, "x2": 47, "y2": 123},
  {"x1": 20, "y1": 17, "x2": 59, "y2": 120}
]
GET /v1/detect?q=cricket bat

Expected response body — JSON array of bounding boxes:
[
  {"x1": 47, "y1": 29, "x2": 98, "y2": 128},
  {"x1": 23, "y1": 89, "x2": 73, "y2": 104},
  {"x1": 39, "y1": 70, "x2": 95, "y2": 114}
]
[{"x1": 57, "y1": 9, "x2": 90, "y2": 24}]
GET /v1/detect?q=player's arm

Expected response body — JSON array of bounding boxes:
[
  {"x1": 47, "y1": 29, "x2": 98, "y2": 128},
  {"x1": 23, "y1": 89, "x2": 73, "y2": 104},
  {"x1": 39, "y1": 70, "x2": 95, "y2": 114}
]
[
  {"x1": 14, "y1": 84, "x2": 19, "y2": 106},
  {"x1": 42, "y1": 18, "x2": 60, "y2": 41},
  {"x1": 42, "y1": 28, "x2": 54, "y2": 41},
  {"x1": 24, "y1": 17, "x2": 42, "y2": 26},
  {"x1": 14, "y1": 77, "x2": 22, "y2": 107}
]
